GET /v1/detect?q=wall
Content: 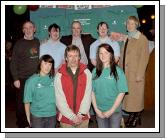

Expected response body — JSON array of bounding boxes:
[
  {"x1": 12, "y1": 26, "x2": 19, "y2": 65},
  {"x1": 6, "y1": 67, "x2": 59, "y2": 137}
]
[
  {"x1": 30, "y1": 5, "x2": 138, "y2": 40},
  {"x1": 144, "y1": 48, "x2": 155, "y2": 110}
]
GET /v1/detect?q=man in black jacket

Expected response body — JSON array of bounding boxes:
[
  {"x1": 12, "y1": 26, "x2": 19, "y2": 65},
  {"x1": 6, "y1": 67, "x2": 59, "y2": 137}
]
[{"x1": 60, "y1": 20, "x2": 96, "y2": 71}]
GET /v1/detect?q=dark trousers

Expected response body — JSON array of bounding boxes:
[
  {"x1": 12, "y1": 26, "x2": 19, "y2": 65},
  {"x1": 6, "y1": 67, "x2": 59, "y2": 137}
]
[
  {"x1": 15, "y1": 78, "x2": 29, "y2": 128},
  {"x1": 31, "y1": 114, "x2": 56, "y2": 128}
]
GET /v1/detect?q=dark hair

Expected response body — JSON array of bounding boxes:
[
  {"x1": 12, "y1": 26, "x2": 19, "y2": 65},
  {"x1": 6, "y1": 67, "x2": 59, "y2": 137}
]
[
  {"x1": 97, "y1": 21, "x2": 109, "y2": 30},
  {"x1": 64, "y1": 45, "x2": 81, "y2": 59},
  {"x1": 37, "y1": 54, "x2": 55, "y2": 77},
  {"x1": 48, "y1": 23, "x2": 61, "y2": 32},
  {"x1": 94, "y1": 43, "x2": 118, "y2": 81}
]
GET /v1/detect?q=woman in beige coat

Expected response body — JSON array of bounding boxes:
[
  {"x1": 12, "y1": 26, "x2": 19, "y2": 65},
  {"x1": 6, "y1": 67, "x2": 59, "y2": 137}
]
[{"x1": 121, "y1": 16, "x2": 149, "y2": 127}]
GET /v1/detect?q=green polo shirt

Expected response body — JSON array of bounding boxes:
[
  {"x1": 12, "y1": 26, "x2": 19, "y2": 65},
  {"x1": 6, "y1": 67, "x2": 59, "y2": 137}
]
[
  {"x1": 92, "y1": 66, "x2": 128, "y2": 112},
  {"x1": 24, "y1": 74, "x2": 56, "y2": 117}
]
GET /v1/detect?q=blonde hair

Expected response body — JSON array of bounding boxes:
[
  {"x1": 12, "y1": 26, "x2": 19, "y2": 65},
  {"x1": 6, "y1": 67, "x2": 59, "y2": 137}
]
[{"x1": 127, "y1": 16, "x2": 140, "y2": 28}]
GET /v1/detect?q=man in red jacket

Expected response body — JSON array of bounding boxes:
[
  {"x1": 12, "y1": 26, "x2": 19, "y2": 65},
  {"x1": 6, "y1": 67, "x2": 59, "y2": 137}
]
[{"x1": 55, "y1": 45, "x2": 92, "y2": 128}]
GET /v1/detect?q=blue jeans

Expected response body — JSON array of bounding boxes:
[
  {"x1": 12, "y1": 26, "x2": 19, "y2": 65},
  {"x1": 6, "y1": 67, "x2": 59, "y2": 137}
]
[
  {"x1": 31, "y1": 114, "x2": 56, "y2": 128},
  {"x1": 96, "y1": 112, "x2": 122, "y2": 128}
]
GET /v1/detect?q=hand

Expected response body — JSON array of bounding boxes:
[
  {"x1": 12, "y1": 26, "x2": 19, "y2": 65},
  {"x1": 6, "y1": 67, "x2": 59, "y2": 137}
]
[
  {"x1": 72, "y1": 116, "x2": 82, "y2": 125},
  {"x1": 27, "y1": 117, "x2": 31, "y2": 126},
  {"x1": 77, "y1": 114, "x2": 83, "y2": 122},
  {"x1": 14, "y1": 80, "x2": 20, "y2": 88},
  {"x1": 102, "y1": 110, "x2": 113, "y2": 118},
  {"x1": 122, "y1": 34, "x2": 128, "y2": 42},
  {"x1": 110, "y1": 32, "x2": 126, "y2": 42},
  {"x1": 95, "y1": 109, "x2": 105, "y2": 119}
]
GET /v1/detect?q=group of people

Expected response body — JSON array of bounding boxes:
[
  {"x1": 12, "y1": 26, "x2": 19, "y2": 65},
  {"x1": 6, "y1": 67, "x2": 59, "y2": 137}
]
[{"x1": 9, "y1": 15, "x2": 150, "y2": 128}]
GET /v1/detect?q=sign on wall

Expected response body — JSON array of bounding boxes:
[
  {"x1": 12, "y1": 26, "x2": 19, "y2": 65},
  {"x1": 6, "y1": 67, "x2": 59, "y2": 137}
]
[{"x1": 30, "y1": 5, "x2": 138, "y2": 41}]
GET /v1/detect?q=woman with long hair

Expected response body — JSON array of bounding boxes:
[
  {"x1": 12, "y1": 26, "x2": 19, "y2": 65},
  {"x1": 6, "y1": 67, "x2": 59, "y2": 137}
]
[{"x1": 92, "y1": 43, "x2": 128, "y2": 128}]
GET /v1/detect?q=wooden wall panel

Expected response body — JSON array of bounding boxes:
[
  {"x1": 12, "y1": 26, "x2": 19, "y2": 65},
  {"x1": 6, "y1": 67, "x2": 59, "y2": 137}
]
[{"x1": 144, "y1": 48, "x2": 155, "y2": 110}]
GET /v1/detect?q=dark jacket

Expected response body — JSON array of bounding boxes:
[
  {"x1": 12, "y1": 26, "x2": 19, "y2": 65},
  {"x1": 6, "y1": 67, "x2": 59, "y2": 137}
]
[
  {"x1": 10, "y1": 38, "x2": 40, "y2": 80},
  {"x1": 60, "y1": 34, "x2": 96, "y2": 71}
]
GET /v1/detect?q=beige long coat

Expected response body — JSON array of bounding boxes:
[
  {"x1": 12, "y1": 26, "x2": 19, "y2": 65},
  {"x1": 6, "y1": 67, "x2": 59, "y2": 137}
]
[{"x1": 121, "y1": 32, "x2": 149, "y2": 112}]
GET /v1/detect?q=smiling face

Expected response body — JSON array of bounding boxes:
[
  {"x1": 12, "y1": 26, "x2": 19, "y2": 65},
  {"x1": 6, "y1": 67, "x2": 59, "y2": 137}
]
[
  {"x1": 126, "y1": 19, "x2": 137, "y2": 32},
  {"x1": 99, "y1": 47, "x2": 111, "y2": 66},
  {"x1": 98, "y1": 23, "x2": 108, "y2": 38},
  {"x1": 22, "y1": 21, "x2": 36, "y2": 40},
  {"x1": 49, "y1": 27, "x2": 60, "y2": 41},
  {"x1": 72, "y1": 22, "x2": 82, "y2": 38},
  {"x1": 40, "y1": 60, "x2": 52, "y2": 76},
  {"x1": 66, "y1": 50, "x2": 80, "y2": 68}
]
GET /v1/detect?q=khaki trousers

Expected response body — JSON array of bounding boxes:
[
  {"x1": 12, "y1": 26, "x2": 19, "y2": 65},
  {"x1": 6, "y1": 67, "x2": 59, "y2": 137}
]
[{"x1": 60, "y1": 120, "x2": 89, "y2": 128}]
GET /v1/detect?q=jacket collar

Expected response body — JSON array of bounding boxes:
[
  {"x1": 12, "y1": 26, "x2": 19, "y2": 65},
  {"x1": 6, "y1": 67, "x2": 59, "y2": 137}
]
[
  {"x1": 128, "y1": 30, "x2": 141, "y2": 39},
  {"x1": 58, "y1": 63, "x2": 87, "y2": 76}
]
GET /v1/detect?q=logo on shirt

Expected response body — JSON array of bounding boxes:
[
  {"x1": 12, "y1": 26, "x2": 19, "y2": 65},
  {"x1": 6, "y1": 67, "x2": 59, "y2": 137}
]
[
  {"x1": 29, "y1": 47, "x2": 38, "y2": 55},
  {"x1": 36, "y1": 82, "x2": 54, "y2": 88},
  {"x1": 36, "y1": 83, "x2": 44, "y2": 88}
]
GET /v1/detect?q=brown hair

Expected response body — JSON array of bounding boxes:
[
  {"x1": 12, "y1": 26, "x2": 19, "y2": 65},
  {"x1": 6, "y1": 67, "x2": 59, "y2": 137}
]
[
  {"x1": 37, "y1": 54, "x2": 55, "y2": 77},
  {"x1": 94, "y1": 43, "x2": 118, "y2": 81},
  {"x1": 64, "y1": 45, "x2": 81, "y2": 59},
  {"x1": 97, "y1": 21, "x2": 109, "y2": 30}
]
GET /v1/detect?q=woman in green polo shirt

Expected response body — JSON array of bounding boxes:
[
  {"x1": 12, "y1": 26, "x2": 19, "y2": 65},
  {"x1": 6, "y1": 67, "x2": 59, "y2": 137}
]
[
  {"x1": 24, "y1": 54, "x2": 56, "y2": 128},
  {"x1": 92, "y1": 43, "x2": 128, "y2": 128}
]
